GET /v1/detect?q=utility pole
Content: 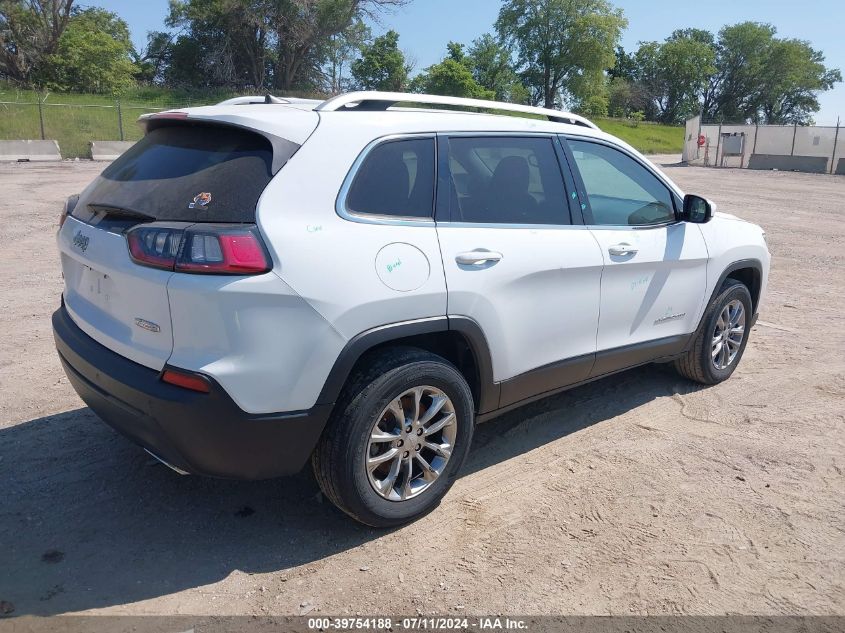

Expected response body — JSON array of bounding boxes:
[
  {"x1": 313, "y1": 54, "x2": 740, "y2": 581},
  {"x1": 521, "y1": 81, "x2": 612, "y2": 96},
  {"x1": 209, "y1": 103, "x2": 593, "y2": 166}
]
[
  {"x1": 116, "y1": 99, "x2": 124, "y2": 142},
  {"x1": 790, "y1": 122, "x2": 798, "y2": 156},
  {"x1": 37, "y1": 93, "x2": 46, "y2": 141}
]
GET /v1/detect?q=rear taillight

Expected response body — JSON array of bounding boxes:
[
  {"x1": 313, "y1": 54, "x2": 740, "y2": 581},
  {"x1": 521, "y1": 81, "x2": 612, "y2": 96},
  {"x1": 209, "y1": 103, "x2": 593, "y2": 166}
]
[
  {"x1": 59, "y1": 194, "x2": 79, "y2": 228},
  {"x1": 176, "y1": 228, "x2": 270, "y2": 274},
  {"x1": 128, "y1": 226, "x2": 183, "y2": 270},
  {"x1": 126, "y1": 224, "x2": 271, "y2": 275}
]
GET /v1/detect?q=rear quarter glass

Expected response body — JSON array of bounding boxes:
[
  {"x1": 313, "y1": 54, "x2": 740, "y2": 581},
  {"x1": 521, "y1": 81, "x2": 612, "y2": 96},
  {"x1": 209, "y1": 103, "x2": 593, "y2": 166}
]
[{"x1": 74, "y1": 124, "x2": 297, "y2": 224}]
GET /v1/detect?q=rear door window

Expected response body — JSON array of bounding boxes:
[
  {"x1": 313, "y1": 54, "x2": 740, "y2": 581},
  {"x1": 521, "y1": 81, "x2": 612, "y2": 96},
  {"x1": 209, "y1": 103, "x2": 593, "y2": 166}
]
[
  {"x1": 75, "y1": 125, "x2": 291, "y2": 224},
  {"x1": 440, "y1": 136, "x2": 571, "y2": 225}
]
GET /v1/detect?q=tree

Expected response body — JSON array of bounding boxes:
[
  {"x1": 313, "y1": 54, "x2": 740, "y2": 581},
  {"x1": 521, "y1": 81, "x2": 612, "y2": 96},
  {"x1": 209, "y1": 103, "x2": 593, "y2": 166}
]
[
  {"x1": 0, "y1": 0, "x2": 74, "y2": 84},
  {"x1": 36, "y1": 7, "x2": 137, "y2": 93},
  {"x1": 759, "y1": 38, "x2": 841, "y2": 124},
  {"x1": 704, "y1": 22, "x2": 840, "y2": 123},
  {"x1": 669, "y1": 27, "x2": 714, "y2": 47},
  {"x1": 608, "y1": 45, "x2": 635, "y2": 81},
  {"x1": 351, "y1": 29, "x2": 408, "y2": 91},
  {"x1": 410, "y1": 40, "x2": 494, "y2": 99},
  {"x1": 272, "y1": 0, "x2": 406, "y2": 91},
  {"x1": 702, "y1": 22, "x2": 775, "y2": 122},
  {"x1": 323, "y1": 18, "x2": 370, "y2": 94},
  {"x1": 166, "y1": 0, "x2": 276, "y2": 89},
  {"x1": 133, "y1": 31, "x2": 173, "y2": 84},
  {"x1": 411, "y1": 58, "x2": 495, "y2": 99},
  {"x1": 632, "y1": 30, "x2": 716, "y2": 124},
  {"x1": 465, "y1": 33, "x2": 528, "y2": 103},
  {"x1": 495, "y1": 0, "x2": 627, "y2": 109},
  {"x1": 607, "y1": 76, "x2": 633, "y2": 117},
  {"x1": 163, "y1": 0, "x2": 406, "y2": 91}
]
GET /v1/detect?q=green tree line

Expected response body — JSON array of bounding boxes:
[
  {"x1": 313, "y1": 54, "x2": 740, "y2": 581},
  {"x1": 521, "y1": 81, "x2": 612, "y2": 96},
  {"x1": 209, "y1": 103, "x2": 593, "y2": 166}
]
[{"x1": 1, "y1": 0, "x2": 840, "y2": 124}]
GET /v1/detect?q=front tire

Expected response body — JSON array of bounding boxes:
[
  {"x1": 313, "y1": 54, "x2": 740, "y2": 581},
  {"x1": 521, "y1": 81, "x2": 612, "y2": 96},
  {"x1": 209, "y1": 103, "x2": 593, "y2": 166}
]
[
  {"x1": 312, "y1": 348, "x2": 474, "y2": 527},
  {"x1": 674, "y1": 278, "x2": 753, "y2": 385}
]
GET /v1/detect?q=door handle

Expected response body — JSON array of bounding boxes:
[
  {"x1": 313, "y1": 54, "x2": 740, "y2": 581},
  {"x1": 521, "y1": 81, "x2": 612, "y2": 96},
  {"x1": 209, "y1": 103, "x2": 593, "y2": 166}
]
[
  {"x1": 608, "y1": 243, "x2": 638, "y2": 256},
  {"x1": 455, "y1": 250, "x2": 503, "y2": 266}
]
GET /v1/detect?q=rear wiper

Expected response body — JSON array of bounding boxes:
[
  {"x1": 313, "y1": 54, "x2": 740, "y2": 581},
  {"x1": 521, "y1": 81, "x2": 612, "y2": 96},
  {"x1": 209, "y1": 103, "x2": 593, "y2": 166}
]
[{"x1": 87, "y1": 203, "x2": 155, "y2": 221}]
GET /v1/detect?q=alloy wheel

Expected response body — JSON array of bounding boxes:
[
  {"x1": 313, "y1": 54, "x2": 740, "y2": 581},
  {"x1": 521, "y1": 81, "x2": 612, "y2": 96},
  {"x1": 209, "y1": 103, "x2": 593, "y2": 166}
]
[
  {"x1": 712, "y1": 299, "x2": 746, "y2": 370},
  {"x1": 366, "y1": 386, "x2": 457, "y2": 501}
]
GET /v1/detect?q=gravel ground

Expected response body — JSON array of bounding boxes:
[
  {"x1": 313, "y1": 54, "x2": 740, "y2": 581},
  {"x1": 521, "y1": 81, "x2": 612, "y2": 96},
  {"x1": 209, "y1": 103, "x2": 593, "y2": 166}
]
[{"x1": 0, "y1": 159, "x2": 843, "y2": 617}]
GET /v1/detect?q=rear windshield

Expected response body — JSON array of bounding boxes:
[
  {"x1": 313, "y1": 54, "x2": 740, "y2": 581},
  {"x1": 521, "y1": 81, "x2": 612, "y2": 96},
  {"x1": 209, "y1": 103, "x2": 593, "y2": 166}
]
[{"x1": 79, "y1": 125, "x2": 287, "y2": 223}]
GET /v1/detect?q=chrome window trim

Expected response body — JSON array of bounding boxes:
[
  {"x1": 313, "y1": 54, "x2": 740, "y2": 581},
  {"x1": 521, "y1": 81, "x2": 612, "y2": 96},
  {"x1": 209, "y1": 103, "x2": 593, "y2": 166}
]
[
  {"x1": 437, "y1": 131, "x2": 560, "y2": 138},
  {"x1": 436, "y1": 221, "x2": 591, "y2": 231},
  {"x1": 335, "y1": 132, "x2": 438, "y2": 227},
  {"x1": 589, "y1": 221, "x2": 682, "y2": 231}
]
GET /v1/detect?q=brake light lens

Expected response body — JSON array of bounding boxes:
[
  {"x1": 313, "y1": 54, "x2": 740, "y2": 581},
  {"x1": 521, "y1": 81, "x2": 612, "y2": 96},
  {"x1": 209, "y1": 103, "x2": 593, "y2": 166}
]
[
  {"x1": 126, "y1": 224, "x2": 271, "y2": 275},
  {"x1": 59, "y1": 194, "x2": 80, "y2": 228},
  {"x1": 161, "y1": 368, "x2": 211, "y2": 393},
  {"x1": 151, "y1": 111, "x2": 189, "y2": 120},
  {"x1": 176, "y1": 228, "x2": 270, "y2": 274}
]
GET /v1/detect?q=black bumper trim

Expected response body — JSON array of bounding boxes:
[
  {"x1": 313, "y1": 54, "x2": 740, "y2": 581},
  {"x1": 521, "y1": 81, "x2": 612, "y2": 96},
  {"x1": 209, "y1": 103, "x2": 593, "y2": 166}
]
[{"x1": 53, "y1": 306, "x2": 331, "y2": 480}]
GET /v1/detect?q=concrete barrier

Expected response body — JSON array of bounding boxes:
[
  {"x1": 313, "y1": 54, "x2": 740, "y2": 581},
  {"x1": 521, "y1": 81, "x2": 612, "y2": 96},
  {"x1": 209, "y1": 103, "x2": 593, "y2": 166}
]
[
  {"x1": 0, "y1": 140, "x2": 61, "y2": 162},
  {"x1": 747, "y1": 154, "x2": 829, "y2": 174},
  {"x1": 90, "y1": 141, "x2": 135, "y2": 161}
]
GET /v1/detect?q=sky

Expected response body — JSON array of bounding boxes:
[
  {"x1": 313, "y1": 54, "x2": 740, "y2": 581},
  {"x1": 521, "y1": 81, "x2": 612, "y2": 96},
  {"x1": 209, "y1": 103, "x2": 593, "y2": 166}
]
[{"x1": 93, "y1": 0, "x2": 845, "y2": 125}]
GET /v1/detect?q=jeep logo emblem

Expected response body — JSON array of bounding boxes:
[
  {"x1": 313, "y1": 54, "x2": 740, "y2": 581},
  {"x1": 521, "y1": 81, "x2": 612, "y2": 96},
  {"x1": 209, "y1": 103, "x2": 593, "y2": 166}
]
[{"x1": 72, "y1": 230, "x2": 90, "y2": 252}]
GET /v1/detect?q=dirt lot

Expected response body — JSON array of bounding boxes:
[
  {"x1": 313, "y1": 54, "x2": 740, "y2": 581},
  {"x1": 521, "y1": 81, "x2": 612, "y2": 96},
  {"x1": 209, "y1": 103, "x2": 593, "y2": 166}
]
[{"x1": 0, "y1": 159, "x2": 843, "y2": 617}]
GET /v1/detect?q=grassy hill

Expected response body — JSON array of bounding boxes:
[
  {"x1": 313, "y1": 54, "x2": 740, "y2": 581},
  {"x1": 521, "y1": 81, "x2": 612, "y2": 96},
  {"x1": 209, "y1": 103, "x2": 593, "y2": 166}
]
[
  {"x1": 1, "y1": 85, "x2": 684, "y2": 158},
  {"x1": 0, "y1": 85, "x2": 240, "y2": 158},
  {"x1": 595, "y1": 117, "x2": 685, "y2": 154}
]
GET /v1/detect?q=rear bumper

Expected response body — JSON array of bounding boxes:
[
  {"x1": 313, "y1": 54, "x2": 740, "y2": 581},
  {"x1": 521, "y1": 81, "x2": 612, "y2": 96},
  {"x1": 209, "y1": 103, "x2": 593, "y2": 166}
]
[{"x1": 52, "y1": 305, "x2": 331, "y2": 479}]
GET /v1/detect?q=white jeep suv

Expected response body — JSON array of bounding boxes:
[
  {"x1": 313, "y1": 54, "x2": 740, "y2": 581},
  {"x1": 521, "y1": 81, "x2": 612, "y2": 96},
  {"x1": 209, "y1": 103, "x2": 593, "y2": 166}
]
[{"x1": 53, "y1": 92, "x2": 769, "y2": 526}]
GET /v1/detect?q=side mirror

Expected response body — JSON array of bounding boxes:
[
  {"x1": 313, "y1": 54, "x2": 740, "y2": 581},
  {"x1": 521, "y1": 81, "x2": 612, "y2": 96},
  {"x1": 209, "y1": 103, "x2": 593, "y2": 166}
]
[{"x1": 682, "y1": 194, "x2": 714, "y2": 223}]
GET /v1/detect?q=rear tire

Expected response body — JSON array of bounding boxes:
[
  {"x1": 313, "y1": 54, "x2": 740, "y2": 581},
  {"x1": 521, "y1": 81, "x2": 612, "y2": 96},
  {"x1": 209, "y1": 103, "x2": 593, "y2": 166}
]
[
  {"x1": 674, "y1": 279, "x2": 753, "y2": 385},
  {"x1": 312, "y1": 347, "x2": 474, "y2": 527}
]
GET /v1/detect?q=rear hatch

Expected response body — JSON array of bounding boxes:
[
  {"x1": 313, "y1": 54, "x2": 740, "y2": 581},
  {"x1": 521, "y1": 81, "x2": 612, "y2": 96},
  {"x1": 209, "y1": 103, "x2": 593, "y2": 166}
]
[{"x1": 58, "y1": 111, "x2": 315, "y2": 370}]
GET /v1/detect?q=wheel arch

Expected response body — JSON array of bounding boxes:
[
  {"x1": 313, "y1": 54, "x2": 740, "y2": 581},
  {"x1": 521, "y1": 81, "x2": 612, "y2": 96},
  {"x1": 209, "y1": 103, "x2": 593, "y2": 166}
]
[
  {"x1": 315, "y1": 316, "x2": 498, "y2": 415},
  {"x1": 688, "y1": 258, "x2": 763, "y2": 352},
  {"x1": 716, "y1": 259, "x2": 763, "y2": 314}
]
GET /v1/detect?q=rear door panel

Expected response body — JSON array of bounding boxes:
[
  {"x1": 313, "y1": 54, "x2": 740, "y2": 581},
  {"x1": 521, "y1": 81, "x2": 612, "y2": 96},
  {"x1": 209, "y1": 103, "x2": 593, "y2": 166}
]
[{"x1": 436, "y1": 224, "x2": 603, "y2": 383}]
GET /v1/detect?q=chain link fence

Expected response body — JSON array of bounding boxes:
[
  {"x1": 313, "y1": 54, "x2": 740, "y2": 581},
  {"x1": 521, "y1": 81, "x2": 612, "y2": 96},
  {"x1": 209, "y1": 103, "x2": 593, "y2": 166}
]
[{"x1": 0, "y1": 96, "x2": 215, "y2": 159}]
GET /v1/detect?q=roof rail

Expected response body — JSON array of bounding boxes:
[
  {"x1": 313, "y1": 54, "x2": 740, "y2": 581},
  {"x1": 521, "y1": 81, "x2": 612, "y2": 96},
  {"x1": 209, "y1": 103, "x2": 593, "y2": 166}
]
[
  {"x1": 216, "y1": 95, "x2": 325, "y2": 107},
  {"x1": 217, "y1": 95, "x2": 290, "y2": 106},
  {"x1": 315, "y1": 91, "x2": 599, "y2": 130}
]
